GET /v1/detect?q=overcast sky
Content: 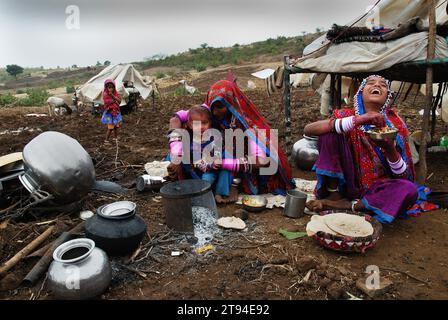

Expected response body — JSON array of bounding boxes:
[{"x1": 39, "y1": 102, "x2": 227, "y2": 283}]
[{"x1": 0, "y1": 0, "x2": 374, "y2": 68}]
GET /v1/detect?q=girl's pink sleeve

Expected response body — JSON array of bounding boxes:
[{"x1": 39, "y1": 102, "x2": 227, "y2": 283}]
[
  {"x1": 249, "y1": 140, "x2": 266, "y2": 158},
  {"x1": 174, "y1": 110, "x2": 189, "y2": 123}
]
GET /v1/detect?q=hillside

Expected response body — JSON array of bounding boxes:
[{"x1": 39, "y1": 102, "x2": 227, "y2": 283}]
[
  {"x1": 136, "y1": 33, "x2": 322, "y2": 74},
  {"x1": 0, "y1": 32, "x2": 322, "y2": 95}
]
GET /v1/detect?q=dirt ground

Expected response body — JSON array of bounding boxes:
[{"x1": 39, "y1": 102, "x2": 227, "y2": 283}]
[{"x1": 0, "y1": 72, "x2": 447, "y2": 300}]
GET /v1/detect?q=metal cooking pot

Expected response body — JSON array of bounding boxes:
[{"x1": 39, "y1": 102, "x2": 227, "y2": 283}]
[
  {"x1": 47, "y1": 238, "x2": 111, "y2": 300},
  {"x1": 292, "y1": 135, "x2": 319, "y2": 171},
  {"x1": 19, "y1": 131, "x2": 95, "y2": 204},
  {"x1": 85, "y1": 201, "x2": 147, "y2": 256}
]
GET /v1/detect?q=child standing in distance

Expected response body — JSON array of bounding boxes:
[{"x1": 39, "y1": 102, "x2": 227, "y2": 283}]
[{"x1": 101, "y1": 79, "x2": 122, "y2": 143}]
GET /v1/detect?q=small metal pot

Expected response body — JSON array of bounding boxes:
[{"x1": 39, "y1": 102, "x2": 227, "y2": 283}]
[
  {"x1": 292, "y1": 135, "x2": 319, "y2": 171},
  {"x1": 47, "y1": 238, "x2": 111, "y2": 300},
  {"x1": 284, "y1": 190, "x2": 307, "y2": 218}
]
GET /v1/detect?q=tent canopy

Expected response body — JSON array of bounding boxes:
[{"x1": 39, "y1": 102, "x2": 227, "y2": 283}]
[
  {"x1": 292, "y1": 0, "x2": 448, "y2": 83},
  {"x1": 77, "y1": 64, "x2": 153, "y2": 104}
]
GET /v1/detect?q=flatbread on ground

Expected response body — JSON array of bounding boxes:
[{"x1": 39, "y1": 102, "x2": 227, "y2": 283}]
[
  {"x1": 323, "y1": 213, "x2": 373, "y2": 237},
  {"x1": 306, "y1": 215, "x2": 339, "y2": 236},
  {"x1": 217, "y1": 216, "x2": 246, "y2": 230}
]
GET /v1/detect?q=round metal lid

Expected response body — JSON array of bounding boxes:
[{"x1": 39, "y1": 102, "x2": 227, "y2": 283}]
[
  {"x1": 97, "y1": 201, "x2": 136, "y2": 220},
  {"x1": 160, "y1": 180, "x2": 211, "y2": 199}
]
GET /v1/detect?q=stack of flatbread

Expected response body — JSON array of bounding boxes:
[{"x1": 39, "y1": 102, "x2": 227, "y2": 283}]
[{"x1": 306, "y1": 213, "x2": 373, "y2": 238}]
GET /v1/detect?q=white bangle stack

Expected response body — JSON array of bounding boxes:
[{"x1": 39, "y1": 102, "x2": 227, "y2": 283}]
[
  {"x1": 388, "y1": 157, "x2": 407, "y2": 175},
  {"x1": 335, "y1": 116, "x2": 356, "y2": 134}
]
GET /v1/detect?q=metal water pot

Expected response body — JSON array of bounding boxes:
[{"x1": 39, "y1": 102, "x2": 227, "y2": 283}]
[
  {"x1": 85, "y1": 201, "x2": 147, "y2": 256},
  {"x1": 47, "y1": 238, "x2": 111, "y2": 300},
  {"x1": 19, "y1": 131, "x2": 95, "y2": 204},
  {"x1": 292, "y1": 135, "x2": 319, "y2": 171}
]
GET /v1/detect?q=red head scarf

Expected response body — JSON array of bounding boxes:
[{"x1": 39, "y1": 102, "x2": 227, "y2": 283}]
[{"x1": 205, "y1": 80, "x2": 294, "y2": 194}]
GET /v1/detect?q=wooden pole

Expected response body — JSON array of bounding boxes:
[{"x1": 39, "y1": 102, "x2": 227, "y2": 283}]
[
  {"x1": 329, "y1": 74, "x2": 336, "y2": 115},
  {"x1": 431, "y1": 83, "x2": 442, "y2": 141},
  {"x1": 417, "y1": 0, "x2": 436, "y2": 184},
  {"x1": 283, "y1": 55, "x2": 292, "y2": 159},
  {"x1": 22, "y1": 221, "x2": 85, "y2": 287},
  {"x1": 0, "y1": 226, "x2": 55, "y2": 279},
  {"x1": 337, "y1": 74, "x2": 342, "y2": 108}
]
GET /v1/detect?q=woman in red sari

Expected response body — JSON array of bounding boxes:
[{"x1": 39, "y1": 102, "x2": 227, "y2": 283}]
[
  {"x1": 304, "y1": 75, "x2": 437, "y2": 223},
  {"x1": 169, "y1": 80, "x2": 294, "y2": 203}
]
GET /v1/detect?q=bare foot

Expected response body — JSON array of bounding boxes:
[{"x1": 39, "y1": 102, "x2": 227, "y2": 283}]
[{"x1": 215, "y1": 186, "x2": 239, "y2": 204}]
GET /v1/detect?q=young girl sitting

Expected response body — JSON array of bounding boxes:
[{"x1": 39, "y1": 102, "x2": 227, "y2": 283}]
[
  {"x1": 101, "y1": 79, "x2": 122, "y2": 143},
  {"x1": 168, "y1": 105, "x2": 220, "y2": 185}
]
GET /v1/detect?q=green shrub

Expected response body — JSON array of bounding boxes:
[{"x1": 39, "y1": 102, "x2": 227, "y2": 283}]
[
  {"x1": 155, "y1": 71, "x2": 166, "y2": 79},
  {"x1": 195, "y1": 63, "x2": 206, "y2": 72},
  {"x1": 47, "y1": 81, "x2": 60, "y2": 89},
  {"x1": 17, "y1": 88, "x2": 50, "y2": 106},
  {"x1": 0, "y1": 93, "x2": 17, "y2": 106},
  {"x1": 173, "y1": 86, "x2": 189, "y2": 97},
  {"x1": 16, "y1": 89, "x2": 25, "y2": 94}
]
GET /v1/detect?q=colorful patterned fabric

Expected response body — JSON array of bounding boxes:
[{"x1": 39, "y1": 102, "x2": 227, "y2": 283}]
[
  {"x1": 315, "y1": 132, "x2": 438, "y2": 223},
  {"x1": 205, "y1": 80, "x2": 294, "y2": 195},
  {"x1": 314, "y1": 75, "x2": 438, "y2": 223},
  {"x1": 102, "y1": 79, "x2": 122, "y2": 118},
  {"x1": 333, "y1": 75, "x2": 415, "y2": 189},
  {"x1": 101, "y1": 111, "x2": 122, "y2": 126}
]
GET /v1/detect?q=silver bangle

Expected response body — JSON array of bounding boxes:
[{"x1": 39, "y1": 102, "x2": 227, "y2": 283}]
[
  {"x1": 351, "y1": 199, "x2": 360, "y2": 212},
  {"x1": 327, "y1": 186, "x2": 339, "y2": 193}
]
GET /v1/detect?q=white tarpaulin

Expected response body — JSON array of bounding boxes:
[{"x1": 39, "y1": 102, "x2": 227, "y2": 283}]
[
  {"x1": 77, "y1": 64, "x2": 153, "y2": 104},
  {"x1": 251, "y1": 68, "x2": 275, "y2": 79},
  {"x1": 296, "y1": 32, "x2": 448, "y2": 73},
  {"x1": 296, "y1": 0, "x2": 448, "y2": 73}
]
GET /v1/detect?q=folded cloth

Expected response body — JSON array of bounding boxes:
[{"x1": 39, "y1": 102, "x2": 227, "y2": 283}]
[
  {"x1": 265, "y1": 66, "x2": 284, "y2": 96},
  {"x1": 144, "y1": 161, "x2": 170, "y2": 177}
]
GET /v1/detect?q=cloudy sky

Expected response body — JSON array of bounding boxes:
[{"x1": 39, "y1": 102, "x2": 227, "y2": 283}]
[{"x1": 0, "y1": 0, "x2": 375, "y2": 68}]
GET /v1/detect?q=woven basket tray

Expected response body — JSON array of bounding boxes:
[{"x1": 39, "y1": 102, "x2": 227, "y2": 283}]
[{"x1": 311, "y1": 210, "x2": 382, "y2": 253}]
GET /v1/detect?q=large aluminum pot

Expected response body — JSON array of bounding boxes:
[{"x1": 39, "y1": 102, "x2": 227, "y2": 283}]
[
  {"x1": 291, "y1": 135, "x2": 319, "y2": 171},
  {"x1": 47, "y1": 238, "x2": 111, "y2": 300},
  {"x1": 19, "y1": 131, "x2": 95, "y2": 204}
]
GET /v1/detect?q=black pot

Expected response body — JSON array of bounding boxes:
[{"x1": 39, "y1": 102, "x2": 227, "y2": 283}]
[{"x1": 85, "y1": 201, "x2": 147, "y2": 256}]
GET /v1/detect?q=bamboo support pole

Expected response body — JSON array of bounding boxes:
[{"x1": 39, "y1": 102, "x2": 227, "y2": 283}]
[
  {"x1": 417, "y1": 0, "x2": 436, "y2": 184},
  {"x1": 0, "y1": 226, "x2": 55, "y2": 279}
]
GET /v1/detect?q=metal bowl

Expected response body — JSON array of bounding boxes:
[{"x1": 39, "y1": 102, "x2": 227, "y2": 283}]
[
  {"x1": 242, "y1": 195, "x2": 267, "y2": 213},
  {"x1": 367, "y1": 127, "x2": 398, "y2": 141}
]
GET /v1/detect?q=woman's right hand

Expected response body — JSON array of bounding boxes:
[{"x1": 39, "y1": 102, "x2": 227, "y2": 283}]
[{"x1": 356, "y1": 111, "x2": 386, "y2": 128}]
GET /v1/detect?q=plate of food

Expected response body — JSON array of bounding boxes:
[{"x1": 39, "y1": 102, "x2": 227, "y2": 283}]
[
  {"x1": 367, "y1": 127, "x2": 398, "y2": 141},
  {"x1": 242, "y1": 195, "x2": 267, "y2": 212}
]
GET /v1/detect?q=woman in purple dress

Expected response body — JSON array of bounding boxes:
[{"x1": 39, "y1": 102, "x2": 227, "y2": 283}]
[{"x1": 304, "y1": 75, "x2": 437, "y2": 223}]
